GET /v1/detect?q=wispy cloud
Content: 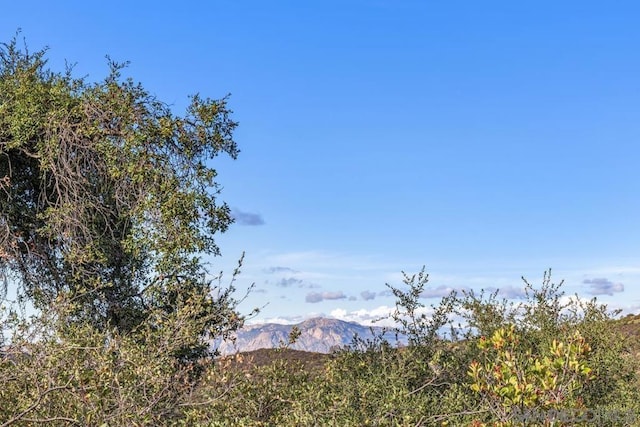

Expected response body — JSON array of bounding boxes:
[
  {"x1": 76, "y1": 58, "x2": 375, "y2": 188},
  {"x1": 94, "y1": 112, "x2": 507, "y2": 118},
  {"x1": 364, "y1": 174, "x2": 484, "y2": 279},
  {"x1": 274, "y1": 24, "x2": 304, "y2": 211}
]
[
  {"x1": 485, "y1": 285, "x2": 527, "y2": 299},
  {"x1": 276, "y1": 277, "x2": 304, "y2": 287},
  {"x1": 266, "y1": 277, "x2": 319, "y2": 289},
  {"x1": 247, "y1": 315, "x2": 309, "y2": 325},
  {"x1": 361, "y1": 290, "x2": 377, "y2": 301},
  {"x1": 378, "y1": 289, "x2": 394, "y2": 297},
  {"x1": 306, "y1": 291, "x2": 347, "y2": 303},
  {"x1": 231, "y1": 208, "x2": 265, "y2": 226},
  {"x1": 420, "y1": 285, "x2": 460, "y2": 299},
  {"x1": 262, "y1": 251, "x2": 406, "y2": 277},
  {"x1": 583, "y1": 278, "x2": 624, "y2": 296},
  {"x1": 263, "y1": 266, "x2": 299, "y2": 274}
]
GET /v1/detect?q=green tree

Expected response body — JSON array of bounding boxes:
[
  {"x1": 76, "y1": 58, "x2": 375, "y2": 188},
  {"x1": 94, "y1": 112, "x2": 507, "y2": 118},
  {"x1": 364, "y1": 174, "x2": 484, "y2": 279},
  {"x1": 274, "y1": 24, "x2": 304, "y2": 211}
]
[
  {"x1": 0, "y1": 35, "x2": 260, "y2": 425},
  {"x1": 0, "y1": 35, "x2": 243, "y2": 351}
]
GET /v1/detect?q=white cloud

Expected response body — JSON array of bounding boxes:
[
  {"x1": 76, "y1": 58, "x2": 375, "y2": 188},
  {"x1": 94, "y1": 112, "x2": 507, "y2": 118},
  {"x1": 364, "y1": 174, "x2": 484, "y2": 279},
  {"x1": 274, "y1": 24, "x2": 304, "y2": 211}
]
[
  {"x1": 246, "y1": 314, "x2": 316, "y2": 325},
  {"x1": 330, "y1": 306, "x2": 396, "y2": 326},
  {"x1": 328, "y1": 305, "x2": 438, "y2": 327}
]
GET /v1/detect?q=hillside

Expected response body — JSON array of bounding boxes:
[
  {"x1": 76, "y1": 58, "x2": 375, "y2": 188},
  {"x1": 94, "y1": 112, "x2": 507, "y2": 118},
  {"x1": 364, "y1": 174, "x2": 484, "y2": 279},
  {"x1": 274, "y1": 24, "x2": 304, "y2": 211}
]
[{"x1": 615, "y1": 313, "x2": 640, "y2": 356}]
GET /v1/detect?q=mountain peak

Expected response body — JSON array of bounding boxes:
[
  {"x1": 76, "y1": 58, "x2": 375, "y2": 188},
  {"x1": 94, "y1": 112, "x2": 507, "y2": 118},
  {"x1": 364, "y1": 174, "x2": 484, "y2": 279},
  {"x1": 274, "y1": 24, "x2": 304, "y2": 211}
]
[
  {"x1": 299, "y1": 317, "x2": 352, "y2": 328},
  {"x1": 214, "y1": 317, "x2": 403, "y2": 355}
]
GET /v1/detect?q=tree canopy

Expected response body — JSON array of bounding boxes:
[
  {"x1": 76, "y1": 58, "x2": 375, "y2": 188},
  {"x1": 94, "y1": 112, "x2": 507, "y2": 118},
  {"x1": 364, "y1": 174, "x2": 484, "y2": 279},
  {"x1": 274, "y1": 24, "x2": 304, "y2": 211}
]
[{"x1": 0, "y1": 36, "x2": 241, "y2": 343}]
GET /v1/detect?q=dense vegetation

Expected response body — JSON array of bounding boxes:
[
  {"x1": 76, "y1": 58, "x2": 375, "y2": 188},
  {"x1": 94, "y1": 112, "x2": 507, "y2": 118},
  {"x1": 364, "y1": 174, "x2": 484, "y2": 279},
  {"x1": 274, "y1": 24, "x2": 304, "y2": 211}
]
[
  {"x1": 189, "y1": 272, "x2": 640, "y2": 426},
  {"x1": 1, "y1": 38, "x2": 639, "y2": 426}
]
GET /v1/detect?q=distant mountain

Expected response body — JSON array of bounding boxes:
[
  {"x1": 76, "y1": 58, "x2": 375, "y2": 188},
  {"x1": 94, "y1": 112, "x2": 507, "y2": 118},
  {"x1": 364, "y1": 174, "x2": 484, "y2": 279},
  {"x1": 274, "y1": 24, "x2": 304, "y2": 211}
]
[{"x1": 214, "y1": 317, "x2": 406, "y2": 355}]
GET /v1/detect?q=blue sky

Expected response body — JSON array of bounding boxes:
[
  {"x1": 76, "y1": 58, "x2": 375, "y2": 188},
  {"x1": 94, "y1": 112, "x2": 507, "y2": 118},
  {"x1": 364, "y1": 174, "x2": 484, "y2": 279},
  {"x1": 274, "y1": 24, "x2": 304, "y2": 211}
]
[{"x1": 3, "y1": 1, "x2": 640, "y2": 325}]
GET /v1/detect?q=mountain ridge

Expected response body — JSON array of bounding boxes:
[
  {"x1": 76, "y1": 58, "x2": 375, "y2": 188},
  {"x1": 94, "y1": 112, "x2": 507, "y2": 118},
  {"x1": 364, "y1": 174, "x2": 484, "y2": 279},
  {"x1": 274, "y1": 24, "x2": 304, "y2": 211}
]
[{"x1": 214, "y1": 317, "x2": 405, "y2": 355}]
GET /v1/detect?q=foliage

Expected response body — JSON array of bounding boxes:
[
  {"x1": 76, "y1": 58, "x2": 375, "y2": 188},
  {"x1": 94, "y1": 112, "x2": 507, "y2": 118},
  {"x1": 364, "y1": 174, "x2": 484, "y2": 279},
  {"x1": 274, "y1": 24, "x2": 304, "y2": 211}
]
[
  {"x1": 182, "y1": 355, "x2": 313, "y2": 426},
  {"x1": 0, "y1": 35, "x2": 239, "y2": 341},
  {"x1": 386, "y1": 267, "x2": 458, "y2": 346},
  {"x1": 0, "y1": 35, "x2": 256, "y2": 426},
  {"x1": 0, "y1": 265, "x2": 252, "y2": 426},
  {"x1": 187, "y1": 271, "x2": 640, "y2": 427},
  {"x1": 1, "y1": 309, "x2": 188, "y2": 425},
  {"x1": 468, "y1": 325, "x2": 593, "y2": 426}
]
